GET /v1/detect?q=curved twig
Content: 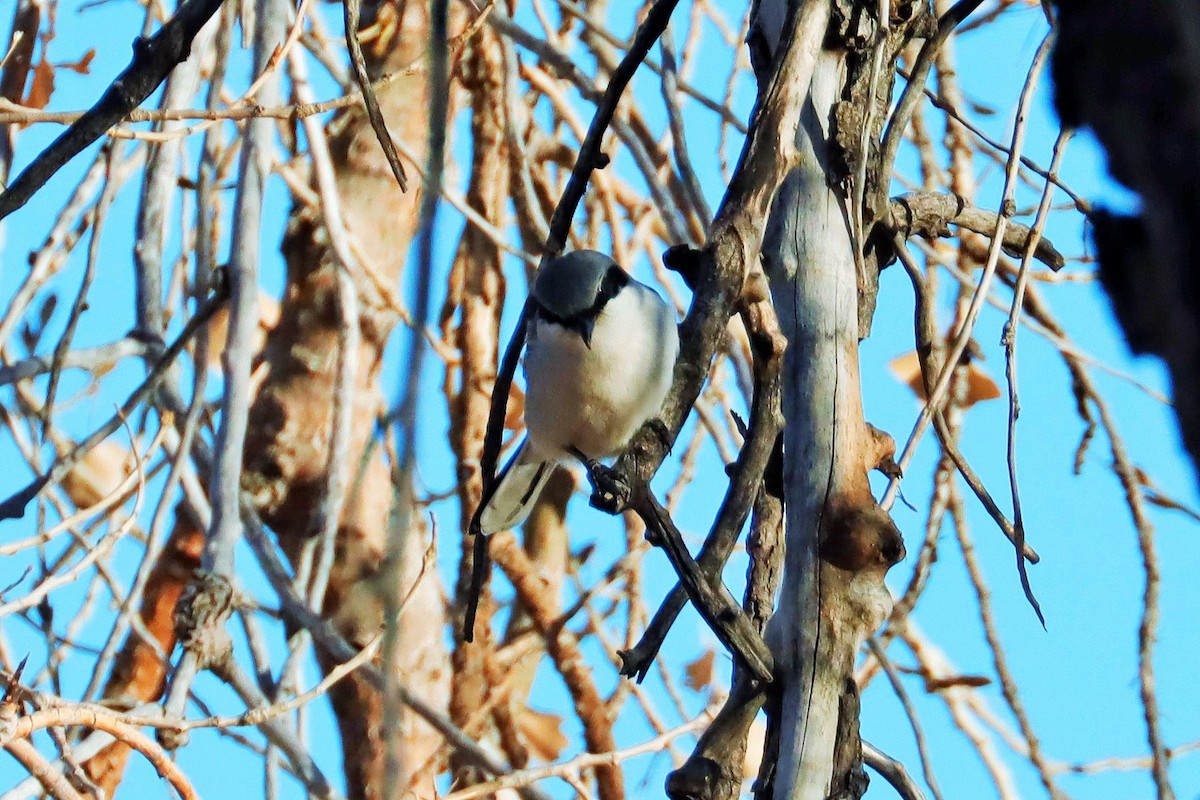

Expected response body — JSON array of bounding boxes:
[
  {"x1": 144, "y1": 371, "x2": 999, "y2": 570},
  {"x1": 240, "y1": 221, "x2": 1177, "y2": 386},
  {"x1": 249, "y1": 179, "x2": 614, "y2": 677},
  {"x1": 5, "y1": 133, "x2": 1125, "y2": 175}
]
[
  {"x1": 4, "y1": 708, "x2": 199, "y2": 800},
  {"x1": 877, "y1": 0, "x2": 984, "y2": 205}
]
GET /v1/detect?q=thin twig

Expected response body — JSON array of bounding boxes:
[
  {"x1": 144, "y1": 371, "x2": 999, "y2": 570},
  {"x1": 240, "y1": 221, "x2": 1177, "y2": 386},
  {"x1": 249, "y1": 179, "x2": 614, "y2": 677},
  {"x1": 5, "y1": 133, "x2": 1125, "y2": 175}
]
[
  {"x1": 42, "y1": 142, "x2": 119, "y2": 439},
  {"x1": 4, "y1": 707, "x2": 200, "y2": 800},
  {"x1": 882, "y1": 28, "x2": 1056, "y2": 625},
  {"x1": 892, "y1": 234, "x2": 1039, "y2": 563},
  {"x1": 1000, "y1": 125, "x2": 1071, "y2": 625},
  {"x1": 863, "y1": 741, "x2": 929, "y2": 800},
  {"x1": 440, "y1": 711, "x2": 714, "y2": 800},
  {"x1": 878, "y1": 0, "x2": 984, "y2": 206},
  {"x1": 867, "y1": 638, "x2": 945, "y2": 800},
  {"x1": 4, "y1": 740, "x2": 87, "y2": 800},
  {"x1": 0, "y1": 290, "x2": 228, "y2": 522},
  {"x1": 342, "y1": 0, "x2": 408, "y2": 193},
  {"x1": 952, "y1": 496, "x2": 1064, "y2": 799},
  {"x1": 542, "y1": 0, "x2": 685, "y2": 255}
]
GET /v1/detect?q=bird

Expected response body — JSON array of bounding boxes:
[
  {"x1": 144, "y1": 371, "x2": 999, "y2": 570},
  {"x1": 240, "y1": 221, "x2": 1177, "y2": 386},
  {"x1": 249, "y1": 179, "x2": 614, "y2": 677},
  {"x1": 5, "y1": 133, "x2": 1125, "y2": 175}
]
[{"x1": 478, "y1": 249, "x2": 679, "y2": 533}]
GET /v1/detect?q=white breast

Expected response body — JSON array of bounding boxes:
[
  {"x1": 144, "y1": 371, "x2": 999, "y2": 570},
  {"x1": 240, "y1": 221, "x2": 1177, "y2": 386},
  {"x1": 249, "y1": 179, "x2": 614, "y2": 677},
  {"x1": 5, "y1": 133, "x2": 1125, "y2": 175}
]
[{"x1": 523, "y1": 281, "x2": 678, "y2": 462}]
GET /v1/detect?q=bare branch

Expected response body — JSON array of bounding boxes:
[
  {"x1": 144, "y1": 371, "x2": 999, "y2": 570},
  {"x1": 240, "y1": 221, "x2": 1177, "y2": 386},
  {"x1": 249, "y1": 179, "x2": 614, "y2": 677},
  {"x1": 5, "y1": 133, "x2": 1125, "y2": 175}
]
[{"x1": 0, "y1": 0, "x2": 227, "y2": 221}]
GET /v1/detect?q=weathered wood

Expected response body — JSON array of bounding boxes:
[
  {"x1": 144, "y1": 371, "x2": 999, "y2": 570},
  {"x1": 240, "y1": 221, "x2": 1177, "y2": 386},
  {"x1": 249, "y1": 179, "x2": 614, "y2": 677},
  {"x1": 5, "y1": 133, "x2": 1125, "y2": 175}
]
[{"x1": 758, "y1": 16, "x2": 904, "y2": 800}]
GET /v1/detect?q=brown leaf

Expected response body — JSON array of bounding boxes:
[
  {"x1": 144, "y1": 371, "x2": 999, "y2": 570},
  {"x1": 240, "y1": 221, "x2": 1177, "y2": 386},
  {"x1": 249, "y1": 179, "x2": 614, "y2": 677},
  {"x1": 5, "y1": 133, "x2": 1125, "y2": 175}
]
[
  {"x1": 59, "y1": 439, "x2": 131, "y2": 510},
  {"x1": 964, "y1": 364, "x2": 1002, "y2": 406},
  {"x1": 1135, "y1": 466, "x2": 1200, "y2": 520},
  {"x1": 888, "y1": 350, "x2": 1000, "y2": 407},
  {"x1": 515, "y1": 708, "x2": 567, "y2": 762},
  {"x1": 684, "y1": 649, "x2": 715, "y2": 693},
  {"x1": 56, "y1": 49, "x2": 95, "y2": 75},
  {"x1": 37, "y1": 294, "x2": 58, "y2": 328},
  {"x1": 24, "y1": 58, "x2": 54, "y2": 109},
  {"x1": 503, "y1": 384, "x2": 526, "y2": 432}
]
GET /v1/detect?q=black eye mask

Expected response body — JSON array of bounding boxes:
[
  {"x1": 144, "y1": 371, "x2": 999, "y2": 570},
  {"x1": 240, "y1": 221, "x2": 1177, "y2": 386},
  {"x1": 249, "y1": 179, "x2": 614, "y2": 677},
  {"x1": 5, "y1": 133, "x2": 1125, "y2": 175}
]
[{"x1": 534, "y1": 266, "x2": 629, "y2": 348}]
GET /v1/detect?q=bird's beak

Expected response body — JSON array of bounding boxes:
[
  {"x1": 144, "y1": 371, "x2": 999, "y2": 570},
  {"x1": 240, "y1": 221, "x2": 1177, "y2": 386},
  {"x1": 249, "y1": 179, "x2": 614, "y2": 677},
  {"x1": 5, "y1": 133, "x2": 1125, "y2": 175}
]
[{"x1": 579, "y1": 317, "x2": 595, "y2": 349}]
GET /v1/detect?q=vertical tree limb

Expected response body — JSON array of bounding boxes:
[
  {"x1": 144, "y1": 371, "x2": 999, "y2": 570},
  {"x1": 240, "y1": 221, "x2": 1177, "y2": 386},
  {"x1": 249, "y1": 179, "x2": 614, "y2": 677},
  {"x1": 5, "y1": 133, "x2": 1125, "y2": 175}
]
[{"x1": 753, "y1": 3, "x2": 905, "y2": 799}]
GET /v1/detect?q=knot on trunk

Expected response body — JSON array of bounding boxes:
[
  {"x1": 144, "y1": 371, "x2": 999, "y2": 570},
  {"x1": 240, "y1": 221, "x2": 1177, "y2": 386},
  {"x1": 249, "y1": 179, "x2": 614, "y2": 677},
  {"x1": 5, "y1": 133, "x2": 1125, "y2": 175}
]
[
  {"x1": 666, "y1": 756, "x2": 739, "y2": 800},
  {"x1": 819, "y1": 504, "x2": 905, "y2": 573},
  {"x1": 174, "y1": 570, "x2": 236, "y2": 670}
]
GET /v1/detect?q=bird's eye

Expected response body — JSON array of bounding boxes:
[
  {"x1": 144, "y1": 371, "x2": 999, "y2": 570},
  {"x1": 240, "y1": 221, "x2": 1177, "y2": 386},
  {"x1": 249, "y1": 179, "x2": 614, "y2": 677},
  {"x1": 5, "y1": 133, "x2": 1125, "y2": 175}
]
[{"x1": 601, "y1": 266, "x2": 628, "y2": 300}]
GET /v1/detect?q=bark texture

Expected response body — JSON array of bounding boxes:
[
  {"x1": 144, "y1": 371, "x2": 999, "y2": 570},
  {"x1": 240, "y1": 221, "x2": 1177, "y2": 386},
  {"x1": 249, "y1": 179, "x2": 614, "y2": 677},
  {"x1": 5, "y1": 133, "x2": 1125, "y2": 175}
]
[
  {"x1": 753, "y1": 2, "x2": 906, "y2": 799},
  {"x1": 83, "y1": 516, "x2": 204, "y2": 797},
  {"x1": 444, "y1": 25, "x2": 508, "y2": 788},
  {"x1": 86, "y1": 3, "x2": 449, "y2": 798}
]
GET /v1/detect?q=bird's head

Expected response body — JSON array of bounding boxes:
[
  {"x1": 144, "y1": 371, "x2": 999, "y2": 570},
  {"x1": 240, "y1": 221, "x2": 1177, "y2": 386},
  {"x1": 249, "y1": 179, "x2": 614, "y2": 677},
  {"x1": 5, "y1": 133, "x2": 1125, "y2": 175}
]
[{"x1": 532, "y1": 250, "x2": 630, "y2": 347}]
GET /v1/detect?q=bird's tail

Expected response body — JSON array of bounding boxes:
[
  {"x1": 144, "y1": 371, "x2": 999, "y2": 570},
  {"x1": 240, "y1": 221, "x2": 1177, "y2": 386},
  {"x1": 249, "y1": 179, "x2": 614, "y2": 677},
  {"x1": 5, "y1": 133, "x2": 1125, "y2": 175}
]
[{"x1": 478, "y1": 440, "x2": 555, "y2": 533}]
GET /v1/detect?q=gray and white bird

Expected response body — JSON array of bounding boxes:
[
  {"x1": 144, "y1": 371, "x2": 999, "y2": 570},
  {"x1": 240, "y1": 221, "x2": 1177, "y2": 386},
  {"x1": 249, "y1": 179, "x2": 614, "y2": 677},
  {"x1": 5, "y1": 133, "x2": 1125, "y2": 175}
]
[{"x1": 478, "y1": 250, "x2": 679, "y2": 533}]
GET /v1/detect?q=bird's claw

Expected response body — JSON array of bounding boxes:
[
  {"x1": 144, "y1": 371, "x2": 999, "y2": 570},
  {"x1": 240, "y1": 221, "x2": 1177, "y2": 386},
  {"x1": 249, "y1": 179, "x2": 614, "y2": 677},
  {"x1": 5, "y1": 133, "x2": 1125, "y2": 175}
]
[
  {"x1": 586, "y1": 462, "x2": 630, "y2": 513},
  {"x1": 568, "y1": 446, "x2": 631, "y2": 513}
]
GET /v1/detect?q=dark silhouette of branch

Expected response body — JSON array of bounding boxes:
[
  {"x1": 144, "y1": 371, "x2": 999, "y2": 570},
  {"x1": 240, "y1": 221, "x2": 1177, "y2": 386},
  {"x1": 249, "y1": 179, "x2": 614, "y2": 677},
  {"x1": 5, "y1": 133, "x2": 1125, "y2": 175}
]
[
  {"x1": 620, "y1": 265, "x2": 785, "y2": 680},
  {"x1": 0, "y1": 0, "x2": 227, "y2": 221},
  {"x1": 629, "y1": 488, "x2": 774, "y2": 684}
]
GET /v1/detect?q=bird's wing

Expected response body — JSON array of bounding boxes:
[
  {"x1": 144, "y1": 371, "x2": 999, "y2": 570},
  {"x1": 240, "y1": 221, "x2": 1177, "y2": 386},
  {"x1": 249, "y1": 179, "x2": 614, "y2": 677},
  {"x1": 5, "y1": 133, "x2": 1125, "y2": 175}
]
[{"x1": 479, "y1": 440, "x2": 556, "y2": 533}]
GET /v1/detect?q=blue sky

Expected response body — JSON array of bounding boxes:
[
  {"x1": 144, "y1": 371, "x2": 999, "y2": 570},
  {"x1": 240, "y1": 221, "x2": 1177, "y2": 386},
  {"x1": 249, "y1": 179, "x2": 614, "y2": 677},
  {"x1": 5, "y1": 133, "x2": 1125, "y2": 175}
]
[{"x1": 0, "y1": 1, "x2": 1196, "y2": 799}]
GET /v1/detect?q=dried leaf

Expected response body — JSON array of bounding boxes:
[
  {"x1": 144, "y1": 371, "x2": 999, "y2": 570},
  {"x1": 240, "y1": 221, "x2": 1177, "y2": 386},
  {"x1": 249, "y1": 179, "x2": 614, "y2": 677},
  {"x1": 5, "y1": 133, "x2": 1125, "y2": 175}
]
[
  {"x1": 56, "y1": 49, "x2": 95, "y2": 75},
  {"x1": 59, "y1": 439, "x2": 130, "y2": 510},
  {"x1": 503, "y1": 385, "x2": 526, "y2": 432},
  {"x1": 924, "y1": 674, "x2": 991, "y2": 692},
  {"x1": 964, "y1": 363, "x2": 1002, "y2": 405},
  {"x1": 684, "y1": 649, "x2": 715, "y2": 692},
  {"x1": 1135, "y1": 466, "x2": 1200, "y2": 520},
  {"x1": 37, "y1": 293, "x2": 57, "y2": 328},
  {"x1": 515, "y1": 708, "x2": 567, "y2": 762},
  {"x1": 24, "y1": 58, "x2": 54, "y2": 109},
  {"x1": 970, "y1": 99, "x2": 996, "y2": 116},
  {"x1": 888, "y1": 350, "x2": 1001, "y2": 407},
  {"x1": 19, "y1": 321, "x2": 36, "y2": 353}
]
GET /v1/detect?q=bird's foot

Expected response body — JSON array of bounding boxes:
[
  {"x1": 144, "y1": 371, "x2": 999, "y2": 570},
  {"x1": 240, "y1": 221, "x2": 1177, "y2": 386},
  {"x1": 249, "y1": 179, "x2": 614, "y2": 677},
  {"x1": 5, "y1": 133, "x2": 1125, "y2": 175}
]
[
  {"x1": 570, "y1": 447, "x2": 630, "y2": 513},
  {"x1": 587, "y1": 462, "x2": 630, "y2": 513}
]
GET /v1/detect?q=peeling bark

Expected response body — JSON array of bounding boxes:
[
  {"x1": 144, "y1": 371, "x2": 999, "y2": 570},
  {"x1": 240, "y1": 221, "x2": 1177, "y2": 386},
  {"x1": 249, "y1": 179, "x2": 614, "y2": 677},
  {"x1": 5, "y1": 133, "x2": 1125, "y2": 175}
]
[
  {"x1": 84, "y1": 515, "x2": 203, "y2": 798},
  {"x1": 443, "y1": 24, "x2": 510, "y2": 787}
]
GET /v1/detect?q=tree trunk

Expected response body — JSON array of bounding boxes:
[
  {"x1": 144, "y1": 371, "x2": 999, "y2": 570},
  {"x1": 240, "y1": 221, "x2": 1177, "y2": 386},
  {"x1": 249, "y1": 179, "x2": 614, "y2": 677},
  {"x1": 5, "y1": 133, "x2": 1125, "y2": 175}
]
[
  {"x1": 85, "y1": 3, "x2": 449, "y2": 798},
  {"x1": 754, "y1": 2, "x2": 906, "y2": 798},
  {"x1": 245, "y1": 0, "x2": 449, "y2": 794}
]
